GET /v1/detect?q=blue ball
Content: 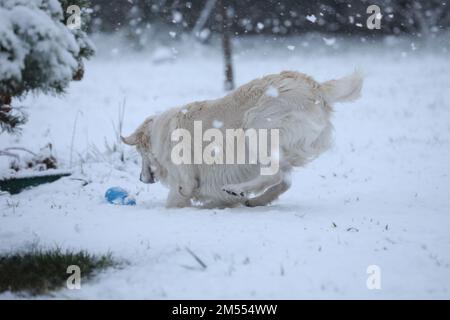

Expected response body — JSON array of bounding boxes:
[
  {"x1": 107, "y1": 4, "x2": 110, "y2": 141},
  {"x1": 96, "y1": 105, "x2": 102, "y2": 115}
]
[{"x1": 105, "y1": 187, "x2": 136, "y2": 205}]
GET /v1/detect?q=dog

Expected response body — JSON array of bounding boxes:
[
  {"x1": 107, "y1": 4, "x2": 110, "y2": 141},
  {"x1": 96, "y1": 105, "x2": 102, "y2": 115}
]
[{"x1": 122, "y1": 70, "x2": 363, "y2": 208}]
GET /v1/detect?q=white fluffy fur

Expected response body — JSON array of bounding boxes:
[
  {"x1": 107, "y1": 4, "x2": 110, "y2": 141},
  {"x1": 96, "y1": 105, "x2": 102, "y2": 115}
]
[{"x1": 122, "y1": 70, "x2": 363, "y2": 208}]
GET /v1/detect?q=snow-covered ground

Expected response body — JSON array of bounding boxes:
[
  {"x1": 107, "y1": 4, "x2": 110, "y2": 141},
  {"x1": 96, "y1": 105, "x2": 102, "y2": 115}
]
[{"x1": 1, "y1": 36, "x2": 449, "y2": 299}]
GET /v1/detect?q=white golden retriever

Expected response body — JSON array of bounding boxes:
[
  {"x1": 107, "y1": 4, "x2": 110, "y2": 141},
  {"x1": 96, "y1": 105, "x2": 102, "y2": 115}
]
[{"x1": 122, "y1": 70, "x2": 363, "y2": 208}]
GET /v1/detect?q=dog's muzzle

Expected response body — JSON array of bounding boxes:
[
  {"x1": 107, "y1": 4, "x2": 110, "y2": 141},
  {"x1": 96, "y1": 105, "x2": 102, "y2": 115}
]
[{"x1": 140, "y1": 170, "x2": 155, "y2": 184}]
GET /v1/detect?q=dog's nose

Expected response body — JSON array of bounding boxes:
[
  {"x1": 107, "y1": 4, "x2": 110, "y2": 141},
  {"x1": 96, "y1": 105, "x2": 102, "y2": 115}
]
[{"x1": 140, "y1": 172, "x2": 156, "y2": 184}]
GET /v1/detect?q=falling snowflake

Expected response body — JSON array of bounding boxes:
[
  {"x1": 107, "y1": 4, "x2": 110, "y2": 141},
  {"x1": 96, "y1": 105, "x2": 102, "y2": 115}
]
[
  {"x1": 266, "y1": 86, "x2": 279, "y2": 97},
  {"x1": 306, "y1": 15, "x2": 317, "y2": 23},
  {"x1": 199, "y1": 29, "x2": 211, "y2": 40},
  {"x1": 212, "y1": 120, "x2": 223, "y2": 128},
  {"x1": 111, "y1": 48, "x2": 120, "y2": 56},
  {"x1": 323, "y1": 37, "x2": 336, "y2": 46},
  {"x1": 172, "y1": 11, "x2": 183, "y2": 23}
]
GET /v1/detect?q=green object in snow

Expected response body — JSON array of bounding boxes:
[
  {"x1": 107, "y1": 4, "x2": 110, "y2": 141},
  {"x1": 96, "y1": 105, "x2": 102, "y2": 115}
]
[{"x1": 0, "y1": 172, "x2": 71, "y2": 195}]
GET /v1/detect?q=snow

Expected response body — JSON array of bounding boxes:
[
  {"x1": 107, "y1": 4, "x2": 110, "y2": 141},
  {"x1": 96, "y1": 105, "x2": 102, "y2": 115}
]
[
  {"x1": 322, "y1": 37, "x2": 336, "y2": 46},
  {"x1": 151, "y1": 46, "x2": 176, "y2": 63},
  {"x1": 287, "y1": 45, "x2": 295, "y2": 51},
  {"x1": 0, "y1": 9, "x2": 25, "y2": 80},
  {"x1": 1, "y1": 36, "x2": 450, "y2": 299},
  {"x1": 0, "y1": 0, "x2": 82, "y2": 94}
]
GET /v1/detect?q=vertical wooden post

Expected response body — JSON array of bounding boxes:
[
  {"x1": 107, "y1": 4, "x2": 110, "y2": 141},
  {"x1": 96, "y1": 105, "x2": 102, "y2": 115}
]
[{"x1": 219, "y1": 0, "x2": 234, "y2": 91}]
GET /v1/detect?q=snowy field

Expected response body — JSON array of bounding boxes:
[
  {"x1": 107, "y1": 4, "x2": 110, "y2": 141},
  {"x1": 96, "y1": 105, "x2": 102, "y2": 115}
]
[{"x1": 1, "y1": 36, "x2": 449, "y2": 299}]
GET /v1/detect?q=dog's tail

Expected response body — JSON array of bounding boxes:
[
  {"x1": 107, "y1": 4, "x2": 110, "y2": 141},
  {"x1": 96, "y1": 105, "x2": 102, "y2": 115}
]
[{"x1": 319, "y1": 70, "x2": 363, "y2": 104}]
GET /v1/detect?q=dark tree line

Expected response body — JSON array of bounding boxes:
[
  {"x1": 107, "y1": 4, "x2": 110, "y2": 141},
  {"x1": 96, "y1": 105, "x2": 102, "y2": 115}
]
[{"x1": 89, "y1": 0, "x2": 449, "y2": 38}]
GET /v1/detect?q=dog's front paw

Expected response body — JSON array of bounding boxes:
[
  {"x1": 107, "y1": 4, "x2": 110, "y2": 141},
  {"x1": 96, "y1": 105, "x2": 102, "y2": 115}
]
[{"x1": 222, "y1": 185, "x2": 246, "y2": 197}]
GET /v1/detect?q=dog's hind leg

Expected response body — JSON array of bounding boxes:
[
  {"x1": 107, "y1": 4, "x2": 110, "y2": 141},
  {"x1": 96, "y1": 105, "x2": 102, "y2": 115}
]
[
  {"x1": 244, "y1": 179, "x2": 291, "y2": 207},
  {"x1": 222, "y1": 171, "x2": 283, "y2": 199}
]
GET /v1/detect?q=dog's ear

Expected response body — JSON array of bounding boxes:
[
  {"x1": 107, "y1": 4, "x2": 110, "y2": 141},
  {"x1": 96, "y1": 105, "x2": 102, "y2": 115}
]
[
  {"x1": 121, "y1": 117, "x2": 153, "y2": 146},
  {"x1": 121, "y1": 132, "x2": 141, "y2": 145}
]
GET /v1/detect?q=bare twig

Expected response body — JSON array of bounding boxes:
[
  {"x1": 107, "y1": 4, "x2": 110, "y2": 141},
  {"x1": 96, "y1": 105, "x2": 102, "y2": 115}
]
[
  {"x1": 0, "y1": 150, "x2": 20, "y2": 159},
  {"x1": 192, "y1": 0, "x2": 217, "y2": 39},
  {"x1": 111, "y1": 98, "x2": 126, "y2": 143},
  {"x1": 4, "y1": 147, "x2": 37, "y2": 156},
  {"x1": 69, "y1": 110, "x2": 82, "y2": 168},
  {"x1": 185, "y1": 247, "x2": 207, "y2": 270}
]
